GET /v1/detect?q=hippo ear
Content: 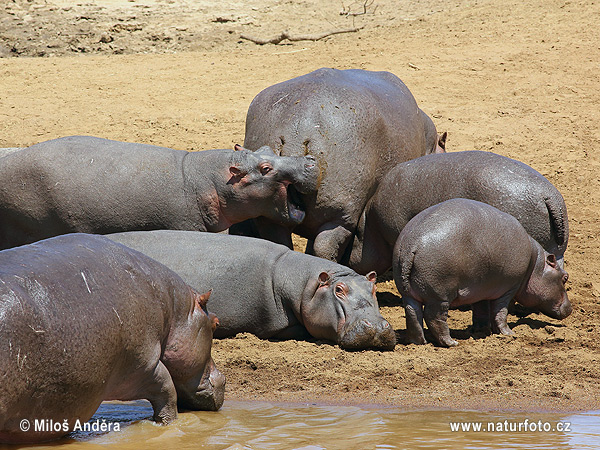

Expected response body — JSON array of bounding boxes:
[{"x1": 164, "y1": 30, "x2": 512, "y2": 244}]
[
  {"x1": 209, "y1": 312, "x2": 219, "y2": 332},
  {"x1": 234, "y1": 144, "x2": 246, "y2": 152},
  {"x1": 546, "y1": 253, "x2": 557, "y2": 269},
  {"x1": 194, "y1": 289, "x2": 212, "y2": 311},
  {"x1": 318, "y1": 272, "x2": 331, "y2": 287},
  {"x1": 365, "y1": 271, "x2": 377, "y2": 283},
  {"x1": 437, "y1": 131, "x2": 447, "y2": 151}
]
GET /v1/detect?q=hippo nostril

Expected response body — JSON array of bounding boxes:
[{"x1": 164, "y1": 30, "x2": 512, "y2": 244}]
[
  {"x1": 379, "y1": 321, "x2": 390, "y2": 330},
  {"x1": 362, "y1": 319, "x2": 373, "y2": 328}
]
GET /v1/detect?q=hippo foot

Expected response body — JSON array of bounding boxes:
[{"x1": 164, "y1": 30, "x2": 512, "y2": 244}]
[
  {"x1": 436, "y1": 337, "x2": 459, "y2": 347},
  {"x1": 407, "y1": 332, "x2": 428, "y2": 345},
  {"x1": 494, "y1": 326, "x2": 515, "y2": 336}
]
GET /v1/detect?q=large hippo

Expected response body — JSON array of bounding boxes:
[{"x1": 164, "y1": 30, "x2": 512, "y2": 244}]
[
  {"x1": 0, "y1": 135, "x2": 317, "y2": 249},
  {"x1": 393, "y1": 199, "x2": 571, "y2": 347},
  {"x1": 232, "y1": 68, "x2": 445, "y2": 261},
  {"x1": 108, "y1": 230, "x2": 396, "y2": 350},
  {"x1": 349, "y1": 150, "x2": 569, "y2": 276},
  {"x1": 0, "y1": 233, "x2": 224, "y2": 444}
]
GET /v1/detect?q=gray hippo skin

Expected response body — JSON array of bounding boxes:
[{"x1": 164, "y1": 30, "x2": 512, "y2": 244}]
[
  {"x1": 0, "y1": 233, "x2": 225, "y2": 444},
  {"x1": 393, "y1": 199, "x2": 571, "y2": 347},
  {"x1": 233, "y1": 68, "x2": 445, "y2": 261},
  {"x1": 0, "y1": 135, "x2": 317, "y2": 249},
  {"x1": 349, "y1": 150, "x2": 569, "y2": 276},
  {"x1": 108, "y1": 230, "x2": 396, "y2": 350}
]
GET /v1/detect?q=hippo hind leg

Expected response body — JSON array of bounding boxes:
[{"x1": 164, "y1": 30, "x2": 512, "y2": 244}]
[
  {"x1": 489, "y1": 292, "x2": 515, "y2": 336},
  {"x1": 403, "y1": 296, "x2": 427, "y2": 345},
  {"x1": 423, "y1": 300, "x2": 458, "y2": 347}
]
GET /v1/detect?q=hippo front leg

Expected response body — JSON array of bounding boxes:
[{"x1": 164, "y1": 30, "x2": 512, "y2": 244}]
[
  {"x1": 423, "y1": 301, "x2": 458, "y2": 347},
  {"x1": 146, "y1": 360, "x2": 179, "y2": 425},
  {"x1": 489, "y1": 293, "x2": 514, "y2": 336},
  {"x1": 403, "y1": 296, "x2": 427, "y2": 345},
  {"x1": 312, "y1": 222, "x2": 353, "y2": 262}
]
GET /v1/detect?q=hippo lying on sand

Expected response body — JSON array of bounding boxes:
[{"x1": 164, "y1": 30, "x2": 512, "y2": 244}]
[
  {"x1": 108, "y1": 230, "x2": 396, "y2": 350},
  {"x1": 393, "y1": 199, "x2": 571, "y2": 347},
  {"x1": 349, "y1": 150, "x2": 569, "y2": 275},
  {"x1": 232, "y1": 68, "x2": 445, "y2": 261},
  {"x1": 0, "y1": 135, "x2": 317, "y2": 249},
  {"x1": 0, "y1": 234, "x2": 224, "y2": 444}
]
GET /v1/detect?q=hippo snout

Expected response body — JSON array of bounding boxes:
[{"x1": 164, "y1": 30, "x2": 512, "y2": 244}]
[
  {"x1": 339, "y1": 317, "x2": 396, "y2": 351},
  {"x1": 294, "y1": 155, "x2": 319, "y2": 194},
  {"x1": 179, "y1": 362, "x2": 226, "y2": 411}
]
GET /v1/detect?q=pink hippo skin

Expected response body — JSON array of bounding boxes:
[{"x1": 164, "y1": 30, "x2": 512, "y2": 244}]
[
  {"x1": 0, "y1": 234, "x2": 225, "y2": 444},
  {"x1": 393, "y1": 199, "x2": 571, "y2": 347}
]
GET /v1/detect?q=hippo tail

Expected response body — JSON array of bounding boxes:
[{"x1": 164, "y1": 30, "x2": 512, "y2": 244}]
[
  {"x1": 545, "y1": 193, "x2": 569, "y2": 253},
  {"x1": 397, "y1": 248, "x2": 417, "y2": 295}
]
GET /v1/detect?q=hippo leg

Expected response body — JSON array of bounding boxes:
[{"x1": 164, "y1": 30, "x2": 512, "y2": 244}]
[
  {"x1": 489, "y1": 294, "x2": 514, "y2": 336},
  {"x1": 471, "y1": 300, "x2": 491, "y2": 334},
  {"x1": 423, "y1": 301, "x2": 458, "y2": 347},
  {"x1": 313, "y1": 222, "x2": 353, "y2": 261},
  {"x1": 403, "y1": 296, "x2": 427, "y2": 345},
  {"x1": 147, "y1": 361, "x2": 179, "y2": 425}
]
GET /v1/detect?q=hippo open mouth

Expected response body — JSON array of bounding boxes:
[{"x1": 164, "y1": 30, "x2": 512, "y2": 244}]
[{"x1": 287, "y1": 184, "x2": 306, "y2": 223}]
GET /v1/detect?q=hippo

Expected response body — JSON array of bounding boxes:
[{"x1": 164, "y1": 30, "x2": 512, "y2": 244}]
[
  {"x1": 0, "y1": 234, "x2": 225, "y2": 444},
  {"x1": 393, "y1": 199, "x2": 571, "y2": 347},
  {"x1": 349, "y1": 150, "x2": 569, "y2": 277},
  {"x1": 0, "y1": 135, "x2": 317, "y2": 249},
  {"x1": 231, "y1": 68, "x2": 445, "y2": 261},
  {"x1": 108, "y1": 230, "x2": 396, "y2": 351}
]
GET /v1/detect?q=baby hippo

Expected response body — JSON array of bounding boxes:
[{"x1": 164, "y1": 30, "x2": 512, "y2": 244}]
[{"x1": 393, "y1": 199, "x2": 571, "y2": 347}]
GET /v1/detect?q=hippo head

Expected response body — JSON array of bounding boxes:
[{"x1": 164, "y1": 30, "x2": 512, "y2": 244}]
[
  {"x1": 227, "y1": 145, "x2": 318, "y2": 226},
  {"x1": 516, "y1": 250, "x2": 572, "y2": 320},
  {"x1": 300, "y1": 269, "x2": 396, "y2": 350},
  {"x1": 162, "y1": 290, "x2": 225, "y2": 411}
]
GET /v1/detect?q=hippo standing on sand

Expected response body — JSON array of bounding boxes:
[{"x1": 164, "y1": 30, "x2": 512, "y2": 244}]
[
  {"x1": 231, "y1": 68, "x2": 445, "y2": 261},
  {"x1": 349, "y1": 151, "x2": 569, "y2": 276},
  {"x1": 0, "y1": 234, "x2": 225, "y2": 444},
  {"x1": 394, "y1": 199, "x2": 571, "y2": 347},
  {"x1": 0, "y1": 135, "x2": 317, "y2": 249},
  {"x1": 108, "y1": 230, "x2": 397, "y2": 351}
]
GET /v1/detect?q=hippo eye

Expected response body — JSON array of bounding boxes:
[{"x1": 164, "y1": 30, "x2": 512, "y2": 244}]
[
  {"x1": 259, "y1": 163, "x2": 273, "y2": 175},
  {"x1": 334, "y1": 283, "x2": 347, "y2": 297}
]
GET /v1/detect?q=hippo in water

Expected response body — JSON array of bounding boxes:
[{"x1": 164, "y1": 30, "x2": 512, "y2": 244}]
[
  {"x1": 349, "y1": 150, "x2": 569, "y2": 276},
  {"x1": 393, "y1": 199, "x2": 571, "y2": 347},
  {"x1": 231, "y1": 68, "x2": 445, "y2": 262},
  {"x1": 108, "y1": 230, "x2": 396, "y2": 351},
  {"x1": 0, "y1": 234, "x2": 225, "y2": 444},
  {"x1": 0, "y1": 135, "x2": 317, "y2": 249}
]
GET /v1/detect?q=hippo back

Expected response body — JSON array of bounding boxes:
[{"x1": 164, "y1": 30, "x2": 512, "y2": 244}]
[
  {"x1": 373, "y1": 151, "x2": 569, "y2": 262},
  {"x1": 243, "y1": 68, "x2": 438, "y2": 239}
]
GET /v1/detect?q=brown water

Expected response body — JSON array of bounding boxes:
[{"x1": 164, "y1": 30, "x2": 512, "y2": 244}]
[{"x1": 6, "y1": 401, "x2": 600, "y2": 450}]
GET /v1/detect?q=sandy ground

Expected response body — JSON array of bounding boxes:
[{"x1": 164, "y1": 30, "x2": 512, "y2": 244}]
[{"x1": 1, "y1": 0, "x2": 599, "y2": 412}]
